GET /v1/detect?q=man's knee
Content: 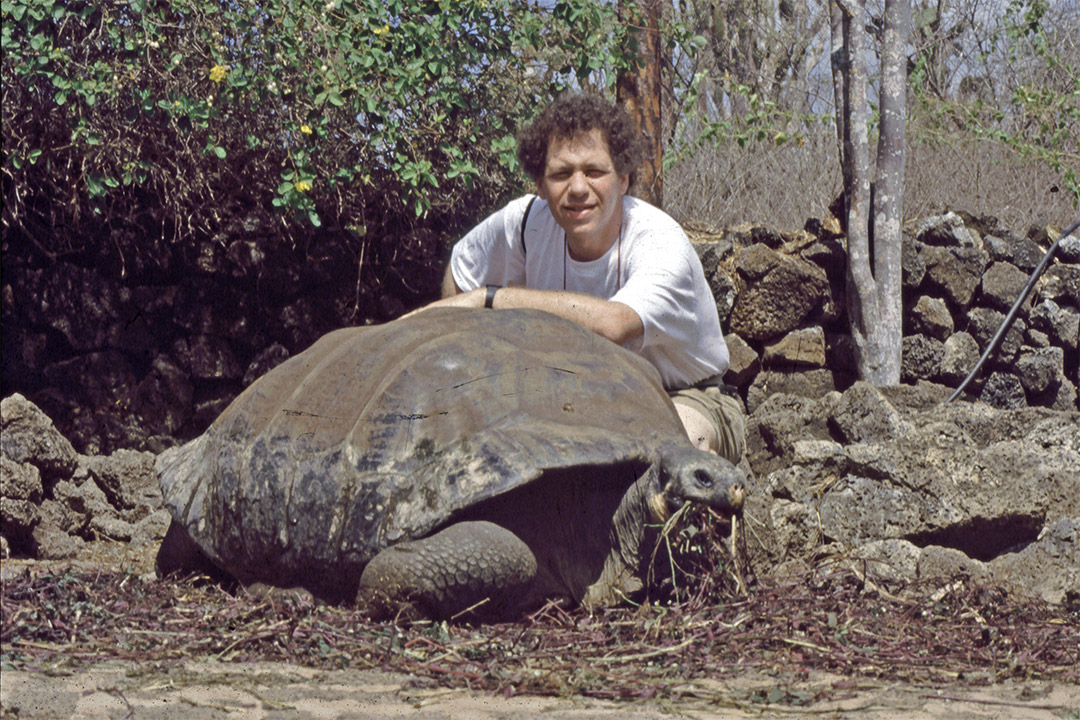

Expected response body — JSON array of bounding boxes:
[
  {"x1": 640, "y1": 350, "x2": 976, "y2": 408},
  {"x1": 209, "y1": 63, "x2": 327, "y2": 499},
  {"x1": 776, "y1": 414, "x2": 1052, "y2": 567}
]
[
  {"x1": 675, "y1": 403, "x2": 717, "y2": 454},
  {"x1": 669, "y1": 387, "x2": 746, "y2": 465}
]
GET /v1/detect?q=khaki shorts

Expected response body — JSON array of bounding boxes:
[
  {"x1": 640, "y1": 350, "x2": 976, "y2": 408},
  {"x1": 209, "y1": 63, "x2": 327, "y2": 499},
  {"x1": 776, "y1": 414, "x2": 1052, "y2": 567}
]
[{"x1": 668, "y1": 383, "x2": 746, "y2": 465}]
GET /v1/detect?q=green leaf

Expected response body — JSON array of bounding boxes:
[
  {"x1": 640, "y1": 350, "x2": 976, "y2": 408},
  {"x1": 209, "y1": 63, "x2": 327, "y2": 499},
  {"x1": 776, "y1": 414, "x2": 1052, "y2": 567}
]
[{"x1": 86, "y1": 175, "x2": 104, "y2": 197}]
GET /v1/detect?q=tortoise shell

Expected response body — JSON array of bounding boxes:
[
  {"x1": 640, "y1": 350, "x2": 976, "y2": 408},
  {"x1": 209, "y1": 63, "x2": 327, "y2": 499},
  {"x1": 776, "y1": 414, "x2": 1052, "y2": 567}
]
[{"x1": 158, "y1": 308, "x2": 692, "y2": 595}]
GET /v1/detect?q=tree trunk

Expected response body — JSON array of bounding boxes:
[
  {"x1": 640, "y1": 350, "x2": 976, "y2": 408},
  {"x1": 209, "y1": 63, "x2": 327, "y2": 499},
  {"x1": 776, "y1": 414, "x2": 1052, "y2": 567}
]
[
  {"x1": 831, "y1": 0, "x2": 909, "y2": 384},
  {"x1": 618, "y1": 0, "x2": 664, "y2": 208},
  {"x1": 872, "y1": 0, "x2": 910, "y2": 383}
]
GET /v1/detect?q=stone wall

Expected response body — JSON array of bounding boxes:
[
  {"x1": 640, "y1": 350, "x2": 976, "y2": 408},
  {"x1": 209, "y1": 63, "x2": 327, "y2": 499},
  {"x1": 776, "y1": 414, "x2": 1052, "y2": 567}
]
[
  {"x1": 5, "y1": 367, "x2": 1077, "y2": 606},
  {"x1": 0, "y1": 393, "x2": 168, "y2": 560},
  {"x1": 1, "y1": 224, "x2": 442, "y2": 454},
  {"x1": 694, "y1": 211, "x2": 1079, "y2": 413},
  {"x1": 2, "y1": 210, "x2": 1076, "y2": 456}
]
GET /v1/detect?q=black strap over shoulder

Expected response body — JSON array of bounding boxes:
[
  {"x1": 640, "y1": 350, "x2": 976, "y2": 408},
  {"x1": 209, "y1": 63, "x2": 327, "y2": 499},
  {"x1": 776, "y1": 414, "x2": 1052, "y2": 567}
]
[{"x1": 520, "y1": 195, "x2": 538, "y2": 257}]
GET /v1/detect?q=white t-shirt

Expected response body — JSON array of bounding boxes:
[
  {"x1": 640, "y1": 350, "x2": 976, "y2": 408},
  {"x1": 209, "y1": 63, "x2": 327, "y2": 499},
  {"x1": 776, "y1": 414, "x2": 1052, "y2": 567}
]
[{"x1": 449, "y1": 195, "x2": 729, "y2": 389}]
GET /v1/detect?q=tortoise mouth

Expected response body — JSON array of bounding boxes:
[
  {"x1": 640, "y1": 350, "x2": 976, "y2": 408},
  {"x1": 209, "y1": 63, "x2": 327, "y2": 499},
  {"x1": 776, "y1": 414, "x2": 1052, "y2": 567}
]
[
  {"x1": 651, "y1": 483, "x2": 745, "y2": 525},
  {"x1": 729, "y1": 483, "x2": 746, "y2": 512},
  {"x1": 648, "y1": 492, "x2": 670, "y2": 524}
]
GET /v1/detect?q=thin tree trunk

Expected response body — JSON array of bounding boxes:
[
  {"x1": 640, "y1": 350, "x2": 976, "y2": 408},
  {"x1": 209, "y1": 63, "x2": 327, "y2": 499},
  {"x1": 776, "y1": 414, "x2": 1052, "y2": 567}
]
[
  {"x1": 830, "y1": 2, "x2": 850, "y2": 205},
  {"x1": 872, "y1": 0, "x2": 910, "y2": 384},
  {"x1": 835, "y1": 0, "x2": 878, "y2": 381},
  {"x1": 618, "y1": 0, "x2": 664, "y2": 207},
  {"x1": 832, "y1": 0, "x2": 909, "y2": 385}
]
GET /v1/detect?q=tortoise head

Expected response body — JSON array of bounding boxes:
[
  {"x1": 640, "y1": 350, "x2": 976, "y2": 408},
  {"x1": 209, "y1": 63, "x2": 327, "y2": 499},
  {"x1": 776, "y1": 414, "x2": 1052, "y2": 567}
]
[{"x1": 649, "y1": 444, "x2": 746, "y2": 524}]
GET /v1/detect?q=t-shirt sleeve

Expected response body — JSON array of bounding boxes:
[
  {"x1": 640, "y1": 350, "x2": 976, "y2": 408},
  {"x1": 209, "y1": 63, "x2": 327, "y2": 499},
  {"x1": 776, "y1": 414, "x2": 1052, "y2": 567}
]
[
  {"x1": 449, "y1": 196, "x2": 533, "y2": 291},
  {"x1": 611, "y1": 229, "x2": 702, "y2": 354},
  {"x1": 612, "y1": 222, "x2": 729, "y2": 386}
]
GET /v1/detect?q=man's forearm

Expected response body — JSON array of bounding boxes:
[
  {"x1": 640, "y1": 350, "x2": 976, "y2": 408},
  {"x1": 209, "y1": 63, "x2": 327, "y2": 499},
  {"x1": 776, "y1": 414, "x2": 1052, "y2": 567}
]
[
  {"x1": 488, "y1": 287, "x2": 642, "y2": 346},
  {"x1": 424, "y1": 272, "x2": 643, "y2": 346}
]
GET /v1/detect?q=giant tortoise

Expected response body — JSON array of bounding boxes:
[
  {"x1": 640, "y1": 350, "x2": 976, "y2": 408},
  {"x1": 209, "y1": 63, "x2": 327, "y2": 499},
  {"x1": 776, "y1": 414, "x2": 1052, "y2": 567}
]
[{"x1": 156, "y1": 308, "x2": 745, "y2": 619}]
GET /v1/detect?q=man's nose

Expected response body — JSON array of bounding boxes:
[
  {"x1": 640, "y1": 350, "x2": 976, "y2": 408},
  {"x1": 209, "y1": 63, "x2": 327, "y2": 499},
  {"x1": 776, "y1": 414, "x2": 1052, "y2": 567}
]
[{"x1": 567, "y1": 171, "x2": 588, "y2": 195}]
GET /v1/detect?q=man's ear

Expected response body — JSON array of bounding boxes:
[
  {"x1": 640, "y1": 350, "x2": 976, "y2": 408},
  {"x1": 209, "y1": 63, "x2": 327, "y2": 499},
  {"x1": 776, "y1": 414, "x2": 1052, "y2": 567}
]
[
  {"x1": 618, "y1": 173, "x2": 629, "y2": 195},
  {"x1": 536, "y1": 181, "x2": 548, "y2": 201}
]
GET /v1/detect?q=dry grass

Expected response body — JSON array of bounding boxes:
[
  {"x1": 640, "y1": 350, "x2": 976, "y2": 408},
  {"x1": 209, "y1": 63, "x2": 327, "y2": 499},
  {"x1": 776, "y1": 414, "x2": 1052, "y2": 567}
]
[
  {"x1": 903, "y1": 133, "x2": 1077, "y2": 233},
  {"x1": 3, "y1": 565, "x2": 1077, "y2": 705},
  {"x1": 665, "y1": 127, "x2": 1077, "y2": 233},
  {"x1": 665, "y1": 132, "x2": 841, "y2": 231}
]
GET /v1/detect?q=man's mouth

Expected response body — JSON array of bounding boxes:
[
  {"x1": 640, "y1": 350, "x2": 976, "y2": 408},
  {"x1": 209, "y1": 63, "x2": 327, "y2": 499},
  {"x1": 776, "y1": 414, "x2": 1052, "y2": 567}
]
[{"x1": 564, "y1": 204, "x2": 596, "y2": 220}]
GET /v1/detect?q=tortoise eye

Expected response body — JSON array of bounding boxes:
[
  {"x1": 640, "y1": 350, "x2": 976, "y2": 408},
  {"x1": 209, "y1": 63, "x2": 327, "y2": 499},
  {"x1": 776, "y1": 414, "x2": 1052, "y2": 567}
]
[{"x1": 693, "y1": 469, "x2": 714, "y2": 488}]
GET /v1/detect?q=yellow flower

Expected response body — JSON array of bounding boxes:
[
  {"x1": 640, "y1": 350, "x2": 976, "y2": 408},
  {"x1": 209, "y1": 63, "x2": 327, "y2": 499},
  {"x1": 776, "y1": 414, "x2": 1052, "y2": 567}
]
[
  {"x1": 301, "y1": 124, "x2": 313, "y2": 135},
  {"x1": 209, "y1": 64, "x2": 228, "y2": 83},
  {"x1": 295, "y1": 181, "x2": 312, "y2": 193},
  {"x1": 373, "y1": 25, "x2": 390, "y2": 35}
]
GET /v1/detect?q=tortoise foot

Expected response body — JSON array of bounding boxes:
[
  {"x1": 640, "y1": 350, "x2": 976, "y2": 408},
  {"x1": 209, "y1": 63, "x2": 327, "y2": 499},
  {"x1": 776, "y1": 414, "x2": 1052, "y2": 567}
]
[{"x1": 356, "y1": 521, "x2": 537, "y2": 621}]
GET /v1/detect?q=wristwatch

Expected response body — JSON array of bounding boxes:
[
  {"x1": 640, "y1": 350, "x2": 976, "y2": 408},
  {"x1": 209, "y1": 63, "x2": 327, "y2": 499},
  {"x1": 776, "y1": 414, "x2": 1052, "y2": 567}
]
[{"x1": 485, "y1": 284, "x2": 500, "y2": 309}]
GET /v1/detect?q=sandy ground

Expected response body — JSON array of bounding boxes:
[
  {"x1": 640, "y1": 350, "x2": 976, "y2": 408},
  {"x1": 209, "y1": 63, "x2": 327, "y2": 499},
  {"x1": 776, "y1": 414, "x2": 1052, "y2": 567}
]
[
  {"x1": 3, "y1": 660, "x2": 1078, "y2": 719},
  {"x1": 2, "y1": 544, "x2": 1078, "y2": 720}
]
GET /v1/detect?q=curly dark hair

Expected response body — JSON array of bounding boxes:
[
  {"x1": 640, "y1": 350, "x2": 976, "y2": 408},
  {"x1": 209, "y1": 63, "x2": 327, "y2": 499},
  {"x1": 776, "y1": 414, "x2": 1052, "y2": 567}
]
[{"x1": 517, "y1": 93, "x2": 645, "y2": 183}]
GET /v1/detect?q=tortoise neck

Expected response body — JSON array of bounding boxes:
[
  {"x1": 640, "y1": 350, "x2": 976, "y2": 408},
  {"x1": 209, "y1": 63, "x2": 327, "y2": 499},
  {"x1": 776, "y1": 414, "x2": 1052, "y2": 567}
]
[{"x1": 582, "y1": 467, "x2": 662, "y2": 608}]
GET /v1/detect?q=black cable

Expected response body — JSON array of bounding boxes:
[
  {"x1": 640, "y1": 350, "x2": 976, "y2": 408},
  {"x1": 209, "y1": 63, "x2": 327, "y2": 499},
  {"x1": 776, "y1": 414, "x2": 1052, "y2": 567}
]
[{"x1": 946, "y1": 217, "x2": 1080, "y2": 404}]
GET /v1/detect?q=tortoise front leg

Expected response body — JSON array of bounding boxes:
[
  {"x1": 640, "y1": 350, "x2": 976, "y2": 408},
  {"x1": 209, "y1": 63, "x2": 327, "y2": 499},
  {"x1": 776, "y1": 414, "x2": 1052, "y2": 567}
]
[{"x1": 356, "y1": 521, "x2": 537, "y2": 621}]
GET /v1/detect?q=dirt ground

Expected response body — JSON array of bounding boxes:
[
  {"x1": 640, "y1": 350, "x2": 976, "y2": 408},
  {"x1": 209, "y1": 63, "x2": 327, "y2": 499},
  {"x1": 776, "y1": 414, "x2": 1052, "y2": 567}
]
[
  {"x1": 2, "y1": 542, "x2": 1078, "y2": 720},
  {"x1": 4, "y1": 659, "x2": 1078, "y2": 719}
]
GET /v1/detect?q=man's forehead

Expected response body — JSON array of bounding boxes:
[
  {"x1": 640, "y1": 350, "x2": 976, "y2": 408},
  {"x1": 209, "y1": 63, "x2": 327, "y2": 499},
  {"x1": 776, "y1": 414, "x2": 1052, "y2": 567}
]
[{"x1": 545, "y1": 128, "x2": 612, "y2": 162}]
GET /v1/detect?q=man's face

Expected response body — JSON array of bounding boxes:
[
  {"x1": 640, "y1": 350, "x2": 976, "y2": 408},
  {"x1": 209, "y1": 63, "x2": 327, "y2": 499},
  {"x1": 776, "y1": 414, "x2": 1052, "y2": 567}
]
[{"x1": 537, "y1": 128, "x2": 629, "y2": 257}]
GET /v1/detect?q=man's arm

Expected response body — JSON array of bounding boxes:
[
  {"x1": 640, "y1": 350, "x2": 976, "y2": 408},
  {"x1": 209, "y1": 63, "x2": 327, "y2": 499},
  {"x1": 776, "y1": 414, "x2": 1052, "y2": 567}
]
[
  {"x1": 420, "y1": 284, "x2": 643, "y2": 347},
  {"x1": 440, "y1": 264, "x2": 462, "y2": 298}
]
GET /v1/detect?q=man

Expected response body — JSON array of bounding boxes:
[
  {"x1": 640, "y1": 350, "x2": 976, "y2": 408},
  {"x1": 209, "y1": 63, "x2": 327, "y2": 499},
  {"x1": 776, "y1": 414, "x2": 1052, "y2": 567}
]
[{"x1": 416, "y1": 93, "x2": 744, "y2": 463}]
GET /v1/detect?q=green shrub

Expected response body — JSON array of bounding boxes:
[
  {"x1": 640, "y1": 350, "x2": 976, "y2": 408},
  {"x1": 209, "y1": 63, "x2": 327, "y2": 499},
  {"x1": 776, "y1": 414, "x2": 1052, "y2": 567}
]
[{"x1": 1, "y1": 0, "x2": 631, "y2": 264}]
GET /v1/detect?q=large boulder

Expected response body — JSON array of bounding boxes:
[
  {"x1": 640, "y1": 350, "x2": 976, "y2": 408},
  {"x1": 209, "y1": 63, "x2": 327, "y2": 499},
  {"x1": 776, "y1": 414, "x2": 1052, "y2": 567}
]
[
  {"x1": 979, "y1": 261, "x2": 1031, "y2": 312},
  {"x1": 920, "y1": 245, "x2": 989, "y2": 309},
  {"x1": 1, "y1": 393, "x2": 78, "y2": 482},
  {"x1": 0, "y1": 457, "x2": 43, "y2": 549},
  {"x1": 915, "y1": 212, "x2": 981, "y2": 248},
  {"x1": 744, "y1": 382, "x2": 1080, "y2": 603},
  {"x1": 1, "y1": 396, "x2": 166, "y2": 557},
  {"x1": 727, "y1": 244, "x2": 831, "y2": 342}
]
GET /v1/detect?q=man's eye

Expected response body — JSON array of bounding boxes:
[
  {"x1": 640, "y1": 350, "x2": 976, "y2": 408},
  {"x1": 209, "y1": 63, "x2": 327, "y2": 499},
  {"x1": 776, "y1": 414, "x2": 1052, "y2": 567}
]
[{"x1": 586, "y1": 170, "x2": 608, "y2": 178}]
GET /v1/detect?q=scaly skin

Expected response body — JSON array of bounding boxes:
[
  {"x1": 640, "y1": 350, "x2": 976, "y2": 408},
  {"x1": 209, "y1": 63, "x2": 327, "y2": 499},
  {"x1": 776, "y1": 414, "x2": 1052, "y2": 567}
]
[{"x1": 356, "y1": 521, "x2": 538, "y2": 620}]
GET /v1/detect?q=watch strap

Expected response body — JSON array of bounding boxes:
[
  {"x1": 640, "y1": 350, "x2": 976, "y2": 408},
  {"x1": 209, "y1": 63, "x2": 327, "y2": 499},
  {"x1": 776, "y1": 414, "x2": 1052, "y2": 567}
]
[{"x1": 484, "y1": 284, "x2": 500, "y2": 309}]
